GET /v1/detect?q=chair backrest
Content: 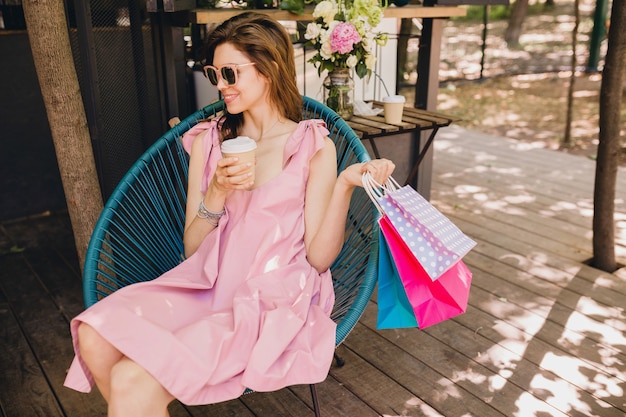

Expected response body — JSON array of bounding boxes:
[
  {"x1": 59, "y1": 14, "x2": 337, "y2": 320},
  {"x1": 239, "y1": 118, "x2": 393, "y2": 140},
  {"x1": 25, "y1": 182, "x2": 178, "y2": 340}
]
[{"x1": 83, "y1": 95, "x2": 378, "y2": 346}]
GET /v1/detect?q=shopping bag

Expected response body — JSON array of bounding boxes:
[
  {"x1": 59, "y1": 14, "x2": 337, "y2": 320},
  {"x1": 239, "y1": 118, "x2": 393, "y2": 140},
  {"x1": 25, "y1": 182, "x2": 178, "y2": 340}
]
[
  {"x1": 379, "y1": 177, "x2": 476, "y2": 281},
  {"x1": 376, "y1": 228, "x2": 418, "y2": 329},
  {"x1": 379, "y1": 216, "x2": 472, "y2": 328}
]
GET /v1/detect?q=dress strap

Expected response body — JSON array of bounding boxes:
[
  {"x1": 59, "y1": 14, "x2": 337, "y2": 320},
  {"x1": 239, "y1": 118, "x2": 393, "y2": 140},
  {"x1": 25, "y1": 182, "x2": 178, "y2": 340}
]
[
  {"x1": 283, "y1": 119, "x2": 329, "y2": 165},
  {"x1": 181, "y1": 119, "x2": 221, "y2": 195}
]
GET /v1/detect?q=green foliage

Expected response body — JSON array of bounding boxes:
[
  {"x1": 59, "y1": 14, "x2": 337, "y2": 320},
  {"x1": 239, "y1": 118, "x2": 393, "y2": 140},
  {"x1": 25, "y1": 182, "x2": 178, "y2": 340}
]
[
  {"x1": 279, "y1": 0, "x2": 308, "y2": 14},
  {"x1": 453, "y1": 1, "x2": 547, "y2": 23}
]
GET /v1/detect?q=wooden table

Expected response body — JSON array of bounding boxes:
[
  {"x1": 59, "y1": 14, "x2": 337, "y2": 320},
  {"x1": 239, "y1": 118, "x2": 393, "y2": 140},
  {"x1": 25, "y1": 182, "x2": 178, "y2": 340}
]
[
  {"x1": 347, "y1": 102, "x2": 459, "y2": 192},
  {"x1": 188, "y1": 5, "x2": 467, "y2": 23}
]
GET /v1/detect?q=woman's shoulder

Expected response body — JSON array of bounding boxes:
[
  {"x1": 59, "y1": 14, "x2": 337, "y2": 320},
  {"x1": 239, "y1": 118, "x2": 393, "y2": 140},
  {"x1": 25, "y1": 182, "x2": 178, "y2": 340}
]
[
  {"x1": 294, "y1": 119, "x2": 329, "y2": 141},
  {"x1": 182, "y1": 118, "x2": 220, "y2": 154},
  {"x1": 284, "y1": 119, "x2": 333, "y2": 161}
]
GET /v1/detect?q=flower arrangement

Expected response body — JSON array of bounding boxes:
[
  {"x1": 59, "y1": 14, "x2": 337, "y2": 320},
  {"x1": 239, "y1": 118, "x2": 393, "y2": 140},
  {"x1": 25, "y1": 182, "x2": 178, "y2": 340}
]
[{"x1": 304, "y1": 0, "x2": 388, "y2": 79}]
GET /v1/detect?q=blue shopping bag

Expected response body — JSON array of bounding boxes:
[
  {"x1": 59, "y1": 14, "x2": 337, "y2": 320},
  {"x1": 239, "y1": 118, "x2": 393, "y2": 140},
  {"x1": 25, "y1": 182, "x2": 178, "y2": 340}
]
[{"x1": 377, "y1": 227, "x2": 419, "y2": 329}]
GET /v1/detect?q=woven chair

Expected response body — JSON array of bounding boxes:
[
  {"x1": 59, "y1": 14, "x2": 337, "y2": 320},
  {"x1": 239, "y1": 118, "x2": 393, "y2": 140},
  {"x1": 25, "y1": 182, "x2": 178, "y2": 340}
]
[{"x1": 82, "y1": 95, "x2": 378, "y2": 416}]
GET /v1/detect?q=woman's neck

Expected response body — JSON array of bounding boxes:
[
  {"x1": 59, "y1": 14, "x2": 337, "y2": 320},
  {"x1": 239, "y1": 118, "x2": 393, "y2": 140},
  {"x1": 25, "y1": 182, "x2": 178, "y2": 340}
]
[{"x1": 242, "y1": 109, "x2": 283, "y2": 143}]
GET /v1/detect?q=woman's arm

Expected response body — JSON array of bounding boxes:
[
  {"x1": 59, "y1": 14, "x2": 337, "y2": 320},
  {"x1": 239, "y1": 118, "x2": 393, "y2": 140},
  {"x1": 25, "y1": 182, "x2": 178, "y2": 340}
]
[
  {"x1": 183, "y1": 131, "x2": 253, "y2": 257},
  {"x1": 304, "y1": 138, "x2": 394, "y2": 272},
  {"x1": 183, "y1": 132, "x2": 226, "y2": 257}
]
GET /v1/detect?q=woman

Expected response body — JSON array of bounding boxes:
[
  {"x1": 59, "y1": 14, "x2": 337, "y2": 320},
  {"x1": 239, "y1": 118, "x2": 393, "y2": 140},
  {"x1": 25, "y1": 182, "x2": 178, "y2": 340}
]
[{"x1": 64, "y1": 12, "x2": 394, "y2": 416}]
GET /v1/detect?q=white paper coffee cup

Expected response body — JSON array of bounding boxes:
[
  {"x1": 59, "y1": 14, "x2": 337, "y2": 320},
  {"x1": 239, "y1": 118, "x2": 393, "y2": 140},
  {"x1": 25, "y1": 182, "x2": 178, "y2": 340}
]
[
  {"x1": 382, "y1": 95, "x2": 406, "y2": 125},
  {"x1": 221, "y1": 136, "x2": 257, "y2": 184}
]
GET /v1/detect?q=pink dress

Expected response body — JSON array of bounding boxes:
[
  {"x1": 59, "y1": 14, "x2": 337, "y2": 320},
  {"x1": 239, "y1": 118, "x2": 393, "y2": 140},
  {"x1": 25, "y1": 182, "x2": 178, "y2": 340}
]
[{"x1": 64, "y1": 119, "x2": 337, "y2": 405}]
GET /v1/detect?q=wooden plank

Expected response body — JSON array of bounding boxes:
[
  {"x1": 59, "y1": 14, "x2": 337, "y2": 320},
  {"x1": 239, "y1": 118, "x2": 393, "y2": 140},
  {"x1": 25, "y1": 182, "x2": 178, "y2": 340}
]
[
  {"x1": 445, "y1": 208, "x2": 626, "y2": 296},
  {"x1": 433, "y1": 126, "x2": 626, "y2": 197},
  {"x1": 349, "y1": 115, "x2": 402, "y2": 133},
  {"x1": 330, "y1": 345, "x2": 448, "y2": 417},
  {"x1": 431, "y1": 148, "x2": 626, "y2": 257},
  {"x1": 289, "y1": 376, "x2": 381, "y2": 417},
  {"x1": 0, "y1": 287, "x2": 65, "y2": 416},
  {"x1": 354, "y1": 114, "x2": 416, "y2": 130},
  {"x1": 433, "y1": 172, "x2": 595, "y2": 235},
  {"x1": 182, "y1": 398, "x2": 254, "y2": 416},
  {"x1": 0, "y1": 249, "x2": 108, "y2": 416},
  {"x1": 239, "y1": 387, "x2": 313, "y2": 416},
  {"x1": 447, "y1": 211, "x2": 624, "y2": 296},
  {"x1": 346, "y1": 120, "x2": 381, "y2": 136},
  {"x1": 337, "y1": 325, "x2": 506, "y2": 416},
  {"x1": 459, "y1": 288, "x2": 626, "y2": 387},
  {"x1": 433, "y1": 148, "x2": 601, "y2": 203},
  {"x1": 461, "y1": 285, "x2": 626, "y2": 413},
  {"x1": 464, "y1": 261, "x2": 626, "y2": 367},
  {"x1": 433, "y1": 152, "x2": 626, "y2": 262},
  {"x1": 357, "y1": 305, "x2": 573, "y2": 417},
  {"x1": 399, "y1": 114, "x2": 436, "y2": 128},
  {"x1": 423, "y1": 308, "x2": 626, "y2": 416},
  {"x1": 470, "y1": 239, "x2": 626, "y2": 304}
]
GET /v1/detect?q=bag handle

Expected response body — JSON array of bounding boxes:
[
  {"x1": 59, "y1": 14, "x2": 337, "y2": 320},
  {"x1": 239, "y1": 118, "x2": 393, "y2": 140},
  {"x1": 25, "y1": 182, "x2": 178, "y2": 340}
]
[
  {"x1": 362, "y1": 172, "x2": 384, "y2": 214},
  {"x1": 362, "y1": 172, "x2": 401, "y2": 214}
]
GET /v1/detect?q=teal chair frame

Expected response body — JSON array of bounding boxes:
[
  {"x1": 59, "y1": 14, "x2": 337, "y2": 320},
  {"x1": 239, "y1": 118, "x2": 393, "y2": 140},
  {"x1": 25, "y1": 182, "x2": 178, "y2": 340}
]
[{"x1": 82, "y1": 96, "x2": 378, "y2": 415}]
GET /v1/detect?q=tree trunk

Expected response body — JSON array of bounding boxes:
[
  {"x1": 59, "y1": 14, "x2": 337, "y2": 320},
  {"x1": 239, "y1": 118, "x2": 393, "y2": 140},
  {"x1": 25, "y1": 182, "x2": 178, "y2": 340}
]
[
  {"x1": 21, "y1": 0, "x2": 103, "y2": 271},
  {"x1": 592, "y1": 0, "x2": 626, "y2": 272},
  {"x1": 563, "y1": 0, "x2": 580, "y2": 147},
  {"x1": 504, "y1": 0, "x2": 529, "y2": 47}
]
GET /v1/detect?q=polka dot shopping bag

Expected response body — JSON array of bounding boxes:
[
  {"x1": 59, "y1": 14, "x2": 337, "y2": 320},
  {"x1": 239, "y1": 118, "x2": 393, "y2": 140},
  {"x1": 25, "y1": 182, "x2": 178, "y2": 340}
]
[{"x1": 368, "y1": 175, "x2": 476, "y2": 281}]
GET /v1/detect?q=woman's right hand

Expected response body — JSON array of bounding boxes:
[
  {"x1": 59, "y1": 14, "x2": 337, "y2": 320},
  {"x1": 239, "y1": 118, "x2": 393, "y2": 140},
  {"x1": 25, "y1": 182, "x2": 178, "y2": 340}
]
[{"x1": 210, "y1": 157, "x2": 255, "y2": 192}]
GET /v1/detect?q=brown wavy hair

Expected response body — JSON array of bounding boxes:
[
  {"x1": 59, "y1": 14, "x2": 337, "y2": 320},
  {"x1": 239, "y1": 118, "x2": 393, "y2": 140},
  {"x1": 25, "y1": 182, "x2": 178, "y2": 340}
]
[{"x1": 203, "y1": 12, "x2": 303, "y2": 140}]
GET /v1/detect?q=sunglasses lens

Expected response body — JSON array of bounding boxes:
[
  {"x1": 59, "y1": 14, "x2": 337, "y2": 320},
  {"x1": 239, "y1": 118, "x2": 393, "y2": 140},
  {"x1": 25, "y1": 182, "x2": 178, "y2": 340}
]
[
  {"x1": 221, "y1": 66, "x2": 237, "y2": 85},
  {"x1": 205, "y1": 67, "x2": 219, "y2": 85}
]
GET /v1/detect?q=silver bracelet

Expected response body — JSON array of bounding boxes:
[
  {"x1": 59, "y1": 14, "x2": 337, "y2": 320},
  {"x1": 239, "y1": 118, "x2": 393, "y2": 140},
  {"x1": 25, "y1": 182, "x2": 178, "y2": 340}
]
[{"x1": 197, "y1": 200, "x2": 225, "y2": 227}]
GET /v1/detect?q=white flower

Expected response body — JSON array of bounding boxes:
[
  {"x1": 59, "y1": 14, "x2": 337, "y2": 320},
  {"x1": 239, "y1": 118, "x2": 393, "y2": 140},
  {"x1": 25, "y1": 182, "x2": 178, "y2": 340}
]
[
  {"x1": 361, "y1": 36, "x2": 372, "y2": 53},
  {"x1": 305, "y1": 0, "x2": 387, "y2": 79},
  {"x1": 304, "y1": 23, "x2": 321, "y2": 43},
  {"x1": 365, "y1": 53, "x2": 377, "y2": 70},
  {"x1": 319, "y1": 27, "x2": 331, "y2": 45},
  {"x1": 346, "y1": 55, "x2": 358, "y2": 68},
  {"x1": 320, "y1": 40, "x2": 334, "y2": 60},
  {"x1": 313, "y1": 1, "x2": 339, "y2": 26}
]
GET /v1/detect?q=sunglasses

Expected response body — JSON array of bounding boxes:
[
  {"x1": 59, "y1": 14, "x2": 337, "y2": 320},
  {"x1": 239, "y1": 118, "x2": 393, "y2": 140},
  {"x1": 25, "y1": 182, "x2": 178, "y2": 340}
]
[{"x1": 202, "y1": 63, "x2": 256, "y2": 86}]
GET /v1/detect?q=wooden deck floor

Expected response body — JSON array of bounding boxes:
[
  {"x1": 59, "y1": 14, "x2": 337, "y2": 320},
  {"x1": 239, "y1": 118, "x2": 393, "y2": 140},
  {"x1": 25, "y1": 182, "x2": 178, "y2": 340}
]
[{"x1": 1, "y1": 126, "x2": 625, "y2": 417}]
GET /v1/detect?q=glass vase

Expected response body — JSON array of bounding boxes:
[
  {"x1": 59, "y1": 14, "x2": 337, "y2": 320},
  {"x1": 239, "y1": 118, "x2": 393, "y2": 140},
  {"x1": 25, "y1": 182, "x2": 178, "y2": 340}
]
[{"x1": 323, "y1": 68, "x2": 355, "y2": 120}]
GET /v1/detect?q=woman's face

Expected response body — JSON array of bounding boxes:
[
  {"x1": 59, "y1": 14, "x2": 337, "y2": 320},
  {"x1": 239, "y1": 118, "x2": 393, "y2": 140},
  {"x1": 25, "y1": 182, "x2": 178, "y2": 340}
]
[{"x1": 212, "y1": 42, "x2": 270, "y2": 115}]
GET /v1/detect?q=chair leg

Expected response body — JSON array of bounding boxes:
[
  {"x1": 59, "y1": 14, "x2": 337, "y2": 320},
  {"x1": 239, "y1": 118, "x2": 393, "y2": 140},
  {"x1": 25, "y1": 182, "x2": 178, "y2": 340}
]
[
  {"x1": 310, "y1": 384, "x2": 321, "y2": 417},
  {"x1": 334, "y1": 352, "x2": 345, "y2": 367}
]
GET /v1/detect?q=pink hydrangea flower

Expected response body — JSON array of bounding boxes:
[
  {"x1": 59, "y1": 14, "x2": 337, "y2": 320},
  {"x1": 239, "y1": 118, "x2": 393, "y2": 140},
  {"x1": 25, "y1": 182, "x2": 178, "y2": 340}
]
[{"x1": 329, "y1": 22, "x2": 361, "y2": 55}]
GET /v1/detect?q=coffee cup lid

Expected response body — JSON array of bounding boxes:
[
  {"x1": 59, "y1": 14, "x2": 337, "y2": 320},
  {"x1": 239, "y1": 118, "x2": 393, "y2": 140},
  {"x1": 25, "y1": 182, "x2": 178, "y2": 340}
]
[
  {"x1": 382, "y1": 95, "x2": 406, "y2": 103},
  {"x1": 221, "y1": 136, "x2": 257, "y2": 153}
]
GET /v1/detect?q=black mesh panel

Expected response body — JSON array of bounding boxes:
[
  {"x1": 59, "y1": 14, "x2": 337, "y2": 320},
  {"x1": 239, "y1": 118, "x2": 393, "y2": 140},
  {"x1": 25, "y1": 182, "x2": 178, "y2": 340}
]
[{"x1": 69, "y1": 0, "x2": 164, "y2": 199}]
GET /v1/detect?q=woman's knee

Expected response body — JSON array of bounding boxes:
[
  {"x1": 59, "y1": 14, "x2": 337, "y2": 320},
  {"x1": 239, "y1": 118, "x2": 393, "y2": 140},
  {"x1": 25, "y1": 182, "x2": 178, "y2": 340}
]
[
  {"x1": 77, "y1": 322, "x2": 106, "y2": 358},
  {"x1": 110, "y1": 358, "x2": 172, "y2": 402},
  {"x1": 110, "y1": 358, "x2": 145, "y2": 394}
]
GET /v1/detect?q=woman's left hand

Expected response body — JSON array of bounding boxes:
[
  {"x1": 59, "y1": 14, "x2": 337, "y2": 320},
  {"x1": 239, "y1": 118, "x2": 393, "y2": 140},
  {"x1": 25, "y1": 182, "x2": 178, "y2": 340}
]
[{"x1": 339, "y1": 158, "x2": 395, "y2": 188}]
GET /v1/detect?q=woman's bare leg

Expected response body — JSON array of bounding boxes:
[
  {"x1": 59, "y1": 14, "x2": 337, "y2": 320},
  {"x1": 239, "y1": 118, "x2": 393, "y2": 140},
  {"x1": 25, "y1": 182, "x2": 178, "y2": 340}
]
[
  {"x1": 108, "y1": 357, "x2": 174, "y2": 417},
  {"x1": 77, "y1": 322, "x2": 124, "y2": 401}
]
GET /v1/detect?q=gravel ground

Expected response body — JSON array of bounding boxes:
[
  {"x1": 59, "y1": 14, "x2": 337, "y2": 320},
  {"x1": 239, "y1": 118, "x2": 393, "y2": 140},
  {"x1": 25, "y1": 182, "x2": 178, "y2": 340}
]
[{"x1": 398, "y1": 0, "x2": 625, "y2": 163}]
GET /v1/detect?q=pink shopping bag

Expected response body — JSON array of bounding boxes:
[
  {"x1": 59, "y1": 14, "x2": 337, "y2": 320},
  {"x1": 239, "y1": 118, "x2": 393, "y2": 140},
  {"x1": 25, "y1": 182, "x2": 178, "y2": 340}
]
[{"x1": 379, "y1": 216, "x2": 472, "y2": 329}]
